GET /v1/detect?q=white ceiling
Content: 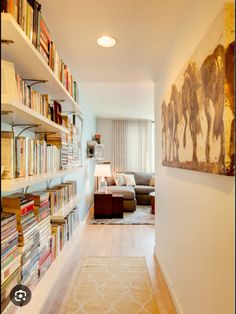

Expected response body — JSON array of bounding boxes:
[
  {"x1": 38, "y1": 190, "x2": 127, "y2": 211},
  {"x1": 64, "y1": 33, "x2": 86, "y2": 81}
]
[
  {"x1": 40, "y1": 0, "x2": 187, "y2": 82},
  {"x1": 79, "y1": 82, "x2": 154, "y2": 120},
  {"x1": 39, "y1": 0, "x2": 187, "y2": 118}
]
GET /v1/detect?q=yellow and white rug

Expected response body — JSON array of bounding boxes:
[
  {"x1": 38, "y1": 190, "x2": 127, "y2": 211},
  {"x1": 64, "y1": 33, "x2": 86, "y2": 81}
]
[{"x1": 64, "y1": 257, "x2": 159, "y2": 314}]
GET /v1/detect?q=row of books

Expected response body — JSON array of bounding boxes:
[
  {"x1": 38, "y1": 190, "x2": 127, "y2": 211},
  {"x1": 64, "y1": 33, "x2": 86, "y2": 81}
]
[
  {"x1": 47, "y1": 181, "x2": 77, "y2": 216},
  {"x1": 15, "y1": 73, "x2": 50, "y2": 118},
  {"x1": 1, "y1": 131, "x2": 61, "y2": 179},
  {"x1": 51, "y1": 208, "x2": 79, "y2": 258},
  {"x1": 1, "y1": 182, "x2": 79, "y2": 312},
  {"x1": 15, "y1": 72, "x2": 75, "y2": 131},
  {"x1": 1, "y1": 0, "x2": 79, "y2": 103}
]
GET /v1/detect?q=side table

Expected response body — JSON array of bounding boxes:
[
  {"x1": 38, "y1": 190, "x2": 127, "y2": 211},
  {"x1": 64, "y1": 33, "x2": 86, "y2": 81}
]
[
  {"x1": 112, "y1": 194, "x2": 123, "y2": 218},
  {"x1": 94, "y1": 191, "x2": 113, "y2": 218}
]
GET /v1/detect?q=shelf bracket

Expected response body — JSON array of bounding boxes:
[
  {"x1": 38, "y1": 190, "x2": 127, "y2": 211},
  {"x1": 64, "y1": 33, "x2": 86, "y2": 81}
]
[
  {"x1": 46, "y1": 179, "x2": 53, "y2": 189},
  {"x1": 1, "y1": 39, "x2": 14, "y2": 45},
  {"x1": 24, "y1": 186, "x2": 30, "y2": 194},
  {"x1": 61, "y1": 175, "x2": 66, "y2": 184},
  {"x1": 22, "y1": 79, "x2": 48, "y2": 87},
  {"x1": 12, "y1": 124, "x2": 41, "y2": 136}
]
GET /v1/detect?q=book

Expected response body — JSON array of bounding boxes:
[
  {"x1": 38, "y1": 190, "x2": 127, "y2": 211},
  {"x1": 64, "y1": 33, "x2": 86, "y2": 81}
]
[
  {"x1": 15, "y1": 136, "x2": 28, "y2": 177},
  {"x1": 1, "y1": 131, "x2": 15, "y2": 179}
]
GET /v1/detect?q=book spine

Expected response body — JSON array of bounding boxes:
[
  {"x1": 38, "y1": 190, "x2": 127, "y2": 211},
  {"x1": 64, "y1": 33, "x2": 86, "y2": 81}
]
[
  {"x1": 15, "y1": 137, "x2": 26, "y2": 177},
  {"x1": 1, "y1": 132, "x2": 15, "y2": 179}
]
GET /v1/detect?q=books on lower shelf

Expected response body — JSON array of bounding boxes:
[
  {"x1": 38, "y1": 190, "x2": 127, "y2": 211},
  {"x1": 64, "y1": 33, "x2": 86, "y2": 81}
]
[
  {"x1": 1, "y1": 1, "x2": 79, "y2": 103},
  {"x1": 1, "y1": 127, "x2": 83, "y2": 179},
  {"x1": 1, "y1": 212, "x2": 21, "y2": 313},
  {"x1": 1, "y1": 182, "x2": 79, "y2": 307}
]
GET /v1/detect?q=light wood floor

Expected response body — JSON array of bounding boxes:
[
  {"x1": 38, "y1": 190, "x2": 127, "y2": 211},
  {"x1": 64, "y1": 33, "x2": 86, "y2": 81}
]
[{"x1": 41, "y1": 209, "x2": 177, "y2": 314}]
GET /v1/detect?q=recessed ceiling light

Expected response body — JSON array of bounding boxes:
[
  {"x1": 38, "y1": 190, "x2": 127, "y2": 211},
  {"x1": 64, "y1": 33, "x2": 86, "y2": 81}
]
[{"x1": 97, "y1": 36, "x2": 117, "y2": 48}]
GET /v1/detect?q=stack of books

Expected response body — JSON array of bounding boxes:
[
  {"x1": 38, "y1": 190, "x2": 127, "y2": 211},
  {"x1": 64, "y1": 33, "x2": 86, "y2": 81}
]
[
  {"x1": 46, "y1": 133, "x2": 69, "y2": 169},
  {"x1": 71, "y1": 125, "x2": 80, "y2": 167},
  {"x1": 1, "y1": 0, "x2": 79, "y2": 103},
  {"x1": 2, "y1": 193, "x2": 40, "y2": 290},
  {"x1": 67, "y1": 127, "x2": 73, "y2": 168},
  {"x1": 1, "y1": 213, "x2": 21, "y2": 314},
  {"x1": 31, "y1": 191, "x2": 52, "y2": 278},
  {"x1": 62, "y1": 116, "x2": 81, "y2": 167}
]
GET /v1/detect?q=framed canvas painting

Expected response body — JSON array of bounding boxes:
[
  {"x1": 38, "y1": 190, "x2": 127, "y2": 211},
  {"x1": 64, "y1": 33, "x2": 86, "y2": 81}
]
[{"x1": 161, "y1": 2, "x2": 235, "y2": 176}]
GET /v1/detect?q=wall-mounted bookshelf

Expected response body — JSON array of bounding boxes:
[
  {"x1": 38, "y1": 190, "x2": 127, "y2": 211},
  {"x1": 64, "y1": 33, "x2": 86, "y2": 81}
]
[
  {"x1": 2, "y1": 100, "x2": 69, "y2": 134},
  {"x1": 1, "y1": 13, "x2": 84, "y2": 116},
  {"x1": 1, "y1": 167, "x2": 81, "y2": 192},
  {"x1": 1, "y1": 5, "x2": 84, "y2": 312}
]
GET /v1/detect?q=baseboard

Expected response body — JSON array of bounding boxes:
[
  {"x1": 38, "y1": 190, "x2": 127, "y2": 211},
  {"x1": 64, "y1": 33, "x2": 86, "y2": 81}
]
[{"x1": 154, "y1": 247, "x2": 184, "y2": 314}]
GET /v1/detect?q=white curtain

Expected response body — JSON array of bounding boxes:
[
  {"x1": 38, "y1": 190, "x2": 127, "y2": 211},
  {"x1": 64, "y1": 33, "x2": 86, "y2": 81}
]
[{"x1": 112, "y1": 120, "x2": 153, "y2": 172}]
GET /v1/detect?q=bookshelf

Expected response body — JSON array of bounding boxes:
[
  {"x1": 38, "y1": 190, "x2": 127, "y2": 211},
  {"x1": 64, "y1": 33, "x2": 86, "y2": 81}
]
[
  {"x1": 1, "y1": 6, "x2": 84, "y2": 313},
  {"x1": 1, "y1": 168, "x2": 81, "y2": 192},
  {"x1": 1, "y1": 13, "x2": 84, "y2": 115},
  {"x1": 2, "y1": 100, "x2": 69, "y2": 134}
]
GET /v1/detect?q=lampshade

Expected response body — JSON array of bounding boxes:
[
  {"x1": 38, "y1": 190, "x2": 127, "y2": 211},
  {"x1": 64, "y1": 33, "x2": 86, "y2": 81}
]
[{"x1": 94, "y1": 163, "x2": 111, "y2": 177}]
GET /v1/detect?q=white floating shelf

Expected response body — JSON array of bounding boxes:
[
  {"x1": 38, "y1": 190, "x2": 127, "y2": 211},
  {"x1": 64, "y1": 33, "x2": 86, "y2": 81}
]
[
  {"x1": 1, "y1": 13, "x2": 84, "y2": 116},
  {"x1": 2, "y1": 100, "x2": 69, "y2": 134},
  {"x1": 51, "y1": 196, "x2": 79, "y2": 219},
  {"x1": 1, "y1": 167, "x2": 81, "y2": 192}
]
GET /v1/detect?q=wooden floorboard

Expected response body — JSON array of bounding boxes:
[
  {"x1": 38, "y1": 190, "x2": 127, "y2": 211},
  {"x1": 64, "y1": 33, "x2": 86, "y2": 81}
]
[{"x1": 41, "y1": 208, "x2": 177, "y2": 314}]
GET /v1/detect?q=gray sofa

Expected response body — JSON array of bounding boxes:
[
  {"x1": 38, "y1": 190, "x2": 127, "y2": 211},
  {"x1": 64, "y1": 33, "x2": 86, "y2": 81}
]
[{"x1": 102, "y1": 172, "x2": 155, "y2": 212}]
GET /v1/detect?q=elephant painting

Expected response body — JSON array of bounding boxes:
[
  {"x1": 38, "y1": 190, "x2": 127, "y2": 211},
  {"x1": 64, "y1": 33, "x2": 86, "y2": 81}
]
[{"x1": 161, "y1": 3, "x2": 234, "y2": 176}]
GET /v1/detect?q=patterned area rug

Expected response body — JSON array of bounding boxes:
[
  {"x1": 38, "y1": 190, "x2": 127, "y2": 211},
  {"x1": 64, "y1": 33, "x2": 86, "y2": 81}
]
[
  {"x1": 90, "y1": 206, "x2": 155, "y2": 225},
  {"x1": 64, "y1": 257, "x2": 159, "y2": 314}
]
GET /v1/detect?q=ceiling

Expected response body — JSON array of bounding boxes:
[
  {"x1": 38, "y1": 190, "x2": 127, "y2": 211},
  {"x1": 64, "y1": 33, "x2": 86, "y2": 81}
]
[
  {"x1": 39, "y1": 0, "x2": 187, "y2": 118},
  {"x1": 40, "y1": 0, "x2": 187, "y2": 83},
  {"x1": 79, "y1": 82, "x2": 154, "y2": 120}
]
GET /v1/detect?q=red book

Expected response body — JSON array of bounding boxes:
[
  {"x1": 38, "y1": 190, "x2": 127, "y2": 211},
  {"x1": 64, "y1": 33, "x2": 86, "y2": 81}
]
[{"x1": 40, "y1": 18, "x2": 51, "y2": 42}]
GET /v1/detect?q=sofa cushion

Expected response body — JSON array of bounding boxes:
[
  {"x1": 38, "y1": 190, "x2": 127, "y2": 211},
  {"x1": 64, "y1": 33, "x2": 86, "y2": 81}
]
[
  {"x1": 105, "y1": 175, "x2": 115, "y2": 186},
  {"x1": 124, "y1": 174, "x2": 136, "y2": 186},
  {"x1": 113, "y1": 173, "x2": 126, "y2": 186},
  {"x1": 134, "y1": 185, "x2": 155, "y2": 195},
  {"x1": 101, "y1": 186, "x2": 135, "y2": 200},
  {"x1": 133, "y1": 172, "x2": 154, "y2": 185}
]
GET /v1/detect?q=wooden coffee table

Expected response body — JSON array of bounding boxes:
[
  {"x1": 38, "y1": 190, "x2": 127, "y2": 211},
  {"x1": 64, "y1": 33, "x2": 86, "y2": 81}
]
[
  {"x1": 94, "y1": 191, "x2": 123, "y2": 218},
  {"x1": 149, "y1": 191, "x2": 155, "y2": 214}
]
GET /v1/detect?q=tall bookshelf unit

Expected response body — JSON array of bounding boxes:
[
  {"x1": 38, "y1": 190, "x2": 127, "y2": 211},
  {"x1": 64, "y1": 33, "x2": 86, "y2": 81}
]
[{"x1": 1, "y1": 10, "x2": 84, "y2": 314}]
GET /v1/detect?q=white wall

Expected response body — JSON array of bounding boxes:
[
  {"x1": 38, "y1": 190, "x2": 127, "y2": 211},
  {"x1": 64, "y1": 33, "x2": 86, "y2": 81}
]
[
  {"x1": 154, "y1": 1, "x2": 235, "y2": 314},
  {"x1": 1, "y1": 104, "x2": 96, "y2": 220}
]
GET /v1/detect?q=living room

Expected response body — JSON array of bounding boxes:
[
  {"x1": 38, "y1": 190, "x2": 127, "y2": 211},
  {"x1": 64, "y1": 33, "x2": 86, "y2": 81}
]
[{"x1": 1, "y1": 0, "x2": 235, "y2": 314}]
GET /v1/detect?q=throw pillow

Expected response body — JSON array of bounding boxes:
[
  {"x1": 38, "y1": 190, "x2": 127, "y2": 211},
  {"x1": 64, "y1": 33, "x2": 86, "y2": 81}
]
[
  {"x1": 149, "y1": 175, "x2": 155, "y2": 187},
  {"x1": 105, "y1": 174, "x2": 115, "y2": 186},
  {"x1": 113, "y1": 173, "x2": 126, "y2": 186},
  {"x1": 124, "y1": 174, "x2": 136, "y2": 186}
]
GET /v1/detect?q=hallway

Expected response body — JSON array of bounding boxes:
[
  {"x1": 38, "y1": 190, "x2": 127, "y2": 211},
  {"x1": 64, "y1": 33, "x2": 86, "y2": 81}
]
[{"x1": 40, "y1": 211, "x2": 176, "y2": 314}]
